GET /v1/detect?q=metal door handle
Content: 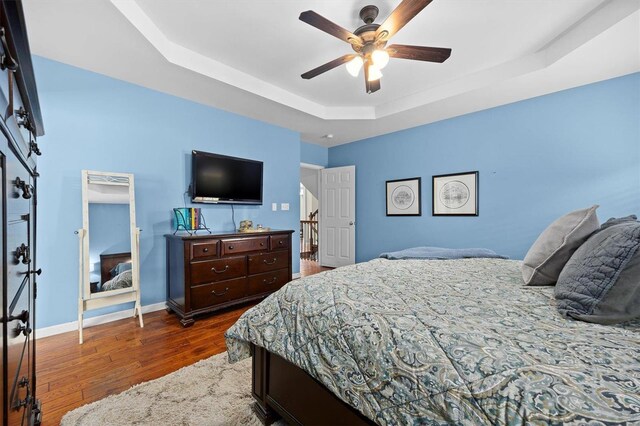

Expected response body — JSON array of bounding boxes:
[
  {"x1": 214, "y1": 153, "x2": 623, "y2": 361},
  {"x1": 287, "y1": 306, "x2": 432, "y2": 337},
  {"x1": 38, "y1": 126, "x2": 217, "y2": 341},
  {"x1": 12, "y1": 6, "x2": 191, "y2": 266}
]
[{"x1": 211, "y1": 265, "x2": 229, "y2": 274}]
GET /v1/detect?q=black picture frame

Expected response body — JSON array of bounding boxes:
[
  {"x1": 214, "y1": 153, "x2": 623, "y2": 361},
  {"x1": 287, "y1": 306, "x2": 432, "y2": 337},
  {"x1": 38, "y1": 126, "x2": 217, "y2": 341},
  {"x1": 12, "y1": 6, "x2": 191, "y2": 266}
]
[
  {"x1": 386, "y1": 177, "x2": 422, "y2": 216},
  {"x1": 432, "y1": 171, "x2": 479, "y2": 216}
]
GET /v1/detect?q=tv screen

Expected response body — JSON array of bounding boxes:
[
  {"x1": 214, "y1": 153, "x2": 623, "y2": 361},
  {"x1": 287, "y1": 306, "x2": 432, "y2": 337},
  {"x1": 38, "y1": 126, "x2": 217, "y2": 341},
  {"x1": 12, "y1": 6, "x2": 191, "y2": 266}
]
[{"x1": 191, "y1": 150, "x2": 263, "y2": 205}]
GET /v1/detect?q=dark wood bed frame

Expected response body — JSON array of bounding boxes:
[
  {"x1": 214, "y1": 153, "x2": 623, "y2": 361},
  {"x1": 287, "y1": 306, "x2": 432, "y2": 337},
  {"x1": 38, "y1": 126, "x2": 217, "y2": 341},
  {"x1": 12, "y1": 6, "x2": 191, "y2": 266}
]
[
  {"x1": 251, "y1": 344, "x2": 375, "y2": 425},
  {"x1": 99, "y1": 252, "x2": 131, "y2": 284}
]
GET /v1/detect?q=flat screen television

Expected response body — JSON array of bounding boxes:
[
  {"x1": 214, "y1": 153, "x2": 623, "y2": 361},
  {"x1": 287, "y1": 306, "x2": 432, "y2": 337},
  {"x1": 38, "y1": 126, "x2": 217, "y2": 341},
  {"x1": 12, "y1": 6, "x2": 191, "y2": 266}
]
[{"x1": 191, "y1": 150, "x2": 263, "y2": 205}]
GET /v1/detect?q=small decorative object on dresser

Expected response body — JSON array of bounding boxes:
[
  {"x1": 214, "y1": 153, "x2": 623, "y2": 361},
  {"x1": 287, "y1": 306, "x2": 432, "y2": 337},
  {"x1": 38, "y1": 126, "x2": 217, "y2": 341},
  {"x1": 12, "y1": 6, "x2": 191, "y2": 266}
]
[
  {"x1": 386, "y1": 177, "x2": 422, "y2": 216},
  {"x1": 432, "y1": 171, "x2": 479, "y2": 216},
  {"x1": 165, "y1": 230, "x2": 293, "y2": 327}
]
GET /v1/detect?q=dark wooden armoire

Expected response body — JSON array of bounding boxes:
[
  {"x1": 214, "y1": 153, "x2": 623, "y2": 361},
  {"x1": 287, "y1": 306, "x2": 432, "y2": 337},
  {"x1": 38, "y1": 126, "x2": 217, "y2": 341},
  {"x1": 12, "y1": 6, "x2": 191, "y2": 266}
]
[{"x1": 0, "y1": 1, "x2": 44, "y2": 425}]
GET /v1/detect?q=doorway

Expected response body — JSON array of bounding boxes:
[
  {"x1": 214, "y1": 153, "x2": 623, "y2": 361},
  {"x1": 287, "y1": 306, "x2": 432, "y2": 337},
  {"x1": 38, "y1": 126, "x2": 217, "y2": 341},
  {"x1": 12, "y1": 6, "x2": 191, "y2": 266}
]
[{"x1": 300, "y1": 163, "x2": 321, "y2": 275}]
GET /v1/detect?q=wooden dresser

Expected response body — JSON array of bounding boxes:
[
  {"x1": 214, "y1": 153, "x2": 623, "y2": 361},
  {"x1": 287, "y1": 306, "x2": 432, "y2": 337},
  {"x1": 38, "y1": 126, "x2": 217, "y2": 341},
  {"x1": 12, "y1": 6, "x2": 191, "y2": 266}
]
[
  {"x1": 165, "y1": 230, "x2": 294, "y2": 326},
  {"x1": 0, "y1": 1, "x2": 44, "y2": 425}
]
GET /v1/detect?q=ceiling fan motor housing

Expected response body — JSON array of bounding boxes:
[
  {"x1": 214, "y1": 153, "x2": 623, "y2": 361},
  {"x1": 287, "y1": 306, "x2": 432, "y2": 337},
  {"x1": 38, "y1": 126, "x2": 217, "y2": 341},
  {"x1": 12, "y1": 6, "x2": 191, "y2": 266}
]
[{"x1": 352, "y1": 5, "x2": 388, "y2": 55}]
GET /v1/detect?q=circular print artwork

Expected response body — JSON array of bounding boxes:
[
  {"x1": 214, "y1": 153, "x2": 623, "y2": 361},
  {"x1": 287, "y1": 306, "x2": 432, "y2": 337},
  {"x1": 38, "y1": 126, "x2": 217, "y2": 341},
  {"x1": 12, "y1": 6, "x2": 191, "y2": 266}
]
[
  {"x1": 440, "y1": 181, "x2": 470, "y2": 209},
  {"x1": 391, "y1": 185, "x2": 415, "y2": 210}
]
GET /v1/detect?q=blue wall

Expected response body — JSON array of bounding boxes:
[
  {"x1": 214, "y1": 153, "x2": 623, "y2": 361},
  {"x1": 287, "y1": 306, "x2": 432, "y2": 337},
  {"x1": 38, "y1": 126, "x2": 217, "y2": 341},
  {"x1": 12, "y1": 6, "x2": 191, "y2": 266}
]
[
  {"x1": 300, "y1": 141, "x2": 328, "y2": 167},
  {"x1": 34, "y1": 56, "x2": 301, "y2": 328},
  {"x1": 329, "y1": 73, "x2": 640, "y2": 262}
]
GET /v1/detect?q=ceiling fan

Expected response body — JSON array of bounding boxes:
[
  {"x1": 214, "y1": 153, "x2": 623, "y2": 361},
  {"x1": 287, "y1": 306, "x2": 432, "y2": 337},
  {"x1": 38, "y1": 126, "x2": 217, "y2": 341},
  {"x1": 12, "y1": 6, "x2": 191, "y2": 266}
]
[{"x1": 299, "y1": 0, "x2": 451, "y2": 94}]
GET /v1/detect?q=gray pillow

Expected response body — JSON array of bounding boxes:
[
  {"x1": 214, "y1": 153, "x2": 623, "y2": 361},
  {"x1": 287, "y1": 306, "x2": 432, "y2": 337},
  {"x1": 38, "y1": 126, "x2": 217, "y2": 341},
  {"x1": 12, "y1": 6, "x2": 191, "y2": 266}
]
[
  {"x1": 522, "y1": 205, "x2": 599, "y2": 285},
  {"x1": 600, "y1": 215, "x2": 637, "y2": 231},
  {"x1": 555, "y1": 221, "x2": 640, "y2": 324}
]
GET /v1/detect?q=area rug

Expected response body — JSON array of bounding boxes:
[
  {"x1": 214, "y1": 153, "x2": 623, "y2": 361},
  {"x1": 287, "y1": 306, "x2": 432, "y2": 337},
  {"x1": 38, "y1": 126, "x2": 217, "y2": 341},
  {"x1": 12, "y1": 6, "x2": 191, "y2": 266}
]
[{"x1": 61, "y1": 352, "x2": 286, "y2": 425}]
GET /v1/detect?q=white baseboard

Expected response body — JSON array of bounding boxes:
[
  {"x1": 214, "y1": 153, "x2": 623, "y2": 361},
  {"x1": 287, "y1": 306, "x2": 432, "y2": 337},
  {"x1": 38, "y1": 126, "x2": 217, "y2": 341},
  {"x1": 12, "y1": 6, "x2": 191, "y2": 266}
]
[
  {"x1": 37, "y1": 275, "x2": 303, "y2": 339},
  {"x1": 36, "y1": 302, "x2": 167, "y2": 339}
]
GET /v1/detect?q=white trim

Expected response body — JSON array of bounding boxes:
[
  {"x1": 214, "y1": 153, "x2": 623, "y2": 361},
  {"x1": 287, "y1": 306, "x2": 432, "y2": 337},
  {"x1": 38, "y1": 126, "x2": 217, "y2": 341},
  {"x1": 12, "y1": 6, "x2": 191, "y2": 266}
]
[
  {"x1": 36, "y1": 302, "x2": 166, "y2": 340},
  {"x1": 110, "y1": 0, "x2": 639, "y2": 122},
  {"x1": 300, "y1": 162, "x2": 324, "y2": 170}
]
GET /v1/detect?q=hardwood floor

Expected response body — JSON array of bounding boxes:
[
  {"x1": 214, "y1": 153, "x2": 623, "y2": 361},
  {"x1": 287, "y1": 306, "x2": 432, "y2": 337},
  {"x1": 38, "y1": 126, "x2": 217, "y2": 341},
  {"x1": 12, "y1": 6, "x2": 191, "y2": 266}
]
[
  {"x1": 36, "y1": 263, "x2": 330, "y2": 425},
  {"x1": 36, "y1": 305, "x2": 253, "y2": 425},
  {"x1": 300, "y1": 259, "x2": 332, "y2": 276}
]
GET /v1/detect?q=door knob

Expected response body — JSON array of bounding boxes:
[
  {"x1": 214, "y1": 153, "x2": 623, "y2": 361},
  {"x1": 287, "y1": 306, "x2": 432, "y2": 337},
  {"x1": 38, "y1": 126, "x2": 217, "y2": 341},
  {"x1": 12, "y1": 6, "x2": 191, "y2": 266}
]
[{"x1": 349, "y1": 221, "x2": 355, "y2": 225}]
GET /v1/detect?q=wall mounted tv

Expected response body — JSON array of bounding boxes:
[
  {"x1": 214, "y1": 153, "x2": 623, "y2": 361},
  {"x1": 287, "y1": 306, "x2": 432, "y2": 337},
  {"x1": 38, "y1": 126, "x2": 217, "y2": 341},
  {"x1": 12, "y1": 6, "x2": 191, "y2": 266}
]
[{"x1": 191, "y1": 150, "x2": 263, "y2": 205}]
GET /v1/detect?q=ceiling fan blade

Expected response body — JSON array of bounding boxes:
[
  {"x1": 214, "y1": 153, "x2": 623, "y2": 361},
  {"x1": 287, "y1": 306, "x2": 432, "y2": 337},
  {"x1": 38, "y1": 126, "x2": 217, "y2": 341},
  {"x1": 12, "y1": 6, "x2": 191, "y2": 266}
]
[
  {"x1": 375, "y1": 0, "x2": 433, "y2": 42},
  {"x1": 364, "y1": 63, "x2": 381, "y2": 94},
  {"x1": 301, "y1": 54, "x2": 357, "y2": 80},
  {"x1": 387, "y1": 44, "x2": 451, "y2": 62},
  {"x1": 299, "y1": 11, "x2": 362, "y2": 46}
]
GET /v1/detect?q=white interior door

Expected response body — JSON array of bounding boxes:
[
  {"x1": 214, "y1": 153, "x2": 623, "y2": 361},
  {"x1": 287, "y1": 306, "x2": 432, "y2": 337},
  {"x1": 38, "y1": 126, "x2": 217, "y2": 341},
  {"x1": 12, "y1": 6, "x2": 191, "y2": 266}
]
[{"x1": 319, "y1": 166, "x2": 355, "y2": 268}]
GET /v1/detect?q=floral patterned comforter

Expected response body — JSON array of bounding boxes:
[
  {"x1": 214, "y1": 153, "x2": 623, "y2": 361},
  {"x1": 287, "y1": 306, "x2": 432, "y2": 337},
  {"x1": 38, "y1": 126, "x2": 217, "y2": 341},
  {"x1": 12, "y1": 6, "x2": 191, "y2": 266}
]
[{"x1": 225, "y1": 258, "x2": 640, "y2": 425}]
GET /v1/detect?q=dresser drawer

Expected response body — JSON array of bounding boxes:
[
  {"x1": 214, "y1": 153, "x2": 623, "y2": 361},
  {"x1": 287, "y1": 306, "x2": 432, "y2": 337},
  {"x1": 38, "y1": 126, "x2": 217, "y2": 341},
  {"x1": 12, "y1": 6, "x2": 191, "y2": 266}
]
[
  {"x1": 221, "y1": 236, "x2": 268, "y2": 255},
  {"x1": 7, "y1": 216, "x2": 29, "y2": 302},
  {"x1": 191, "y1": 240, "x2": 219, "y2": 260},
  {"x1": 248, "y1": 250, "x2": 289, "y2": 275},
  {"x1": 248, "y1": 269, "x2": 289, "y2": 296},
  {"x1": 7, "y1": 154, "x2": 32, "y2": 215},
  {"x1": 191, "y1": 278, "x2": 246, "y2": 310},
  {"x1": 7, "y1": 338, "x2": 29, "y2": 426},
  {"x1": 270, "y1": 234, "x2": 290, "y2": 251},
  {"x1": 190, "y1": 256, "x2": 246, "y2": 285},
  {"x1": 7, "y1": 277, "x2": 30, "y2": 424}
]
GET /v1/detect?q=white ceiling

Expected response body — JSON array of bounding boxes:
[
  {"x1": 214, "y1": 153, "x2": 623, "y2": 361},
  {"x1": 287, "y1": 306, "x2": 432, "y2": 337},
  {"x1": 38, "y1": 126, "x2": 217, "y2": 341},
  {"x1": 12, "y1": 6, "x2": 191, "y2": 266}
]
[{"x1": 23, "y1": 0, "x2": 640, "y2": 146}]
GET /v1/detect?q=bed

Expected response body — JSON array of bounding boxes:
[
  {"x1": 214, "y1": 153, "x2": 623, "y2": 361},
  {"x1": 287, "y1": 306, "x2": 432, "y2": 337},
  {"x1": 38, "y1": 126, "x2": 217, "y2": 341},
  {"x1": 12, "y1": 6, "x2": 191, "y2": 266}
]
[
  {"x1": 225, "y1": 258, "x2": 640, "y2": 425},
  {"x1": 95, "y1": 252, "x2": 133, "y2": 293}
]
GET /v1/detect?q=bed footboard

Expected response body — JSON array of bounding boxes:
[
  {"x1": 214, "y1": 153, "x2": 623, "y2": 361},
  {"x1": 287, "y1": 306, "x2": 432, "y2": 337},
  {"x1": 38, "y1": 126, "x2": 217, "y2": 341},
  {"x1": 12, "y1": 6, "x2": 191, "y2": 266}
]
[{"x1": 250, "y1": 344, "x2": 374, "y2": 425}]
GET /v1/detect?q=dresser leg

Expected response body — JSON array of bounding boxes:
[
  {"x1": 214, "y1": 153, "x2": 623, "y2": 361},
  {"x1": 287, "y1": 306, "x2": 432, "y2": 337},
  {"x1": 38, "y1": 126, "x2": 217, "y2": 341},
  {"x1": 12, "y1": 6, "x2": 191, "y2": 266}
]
[{"x1": 180, "y1": 317, "x2": 195, "y2": 327}]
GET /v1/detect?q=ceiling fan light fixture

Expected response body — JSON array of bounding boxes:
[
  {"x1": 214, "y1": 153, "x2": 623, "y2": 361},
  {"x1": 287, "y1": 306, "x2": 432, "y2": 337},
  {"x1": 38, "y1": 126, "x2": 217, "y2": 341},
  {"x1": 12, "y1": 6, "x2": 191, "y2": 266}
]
[
  {"x1": 367, "y1": 64, "x2": 382, "y2": 81},
  {"x1": 372, "y1": 49, "x2": 389, "y2": 69},
  {"x1": 346, "y1": 55, "x2": 364, "y2": 77}
]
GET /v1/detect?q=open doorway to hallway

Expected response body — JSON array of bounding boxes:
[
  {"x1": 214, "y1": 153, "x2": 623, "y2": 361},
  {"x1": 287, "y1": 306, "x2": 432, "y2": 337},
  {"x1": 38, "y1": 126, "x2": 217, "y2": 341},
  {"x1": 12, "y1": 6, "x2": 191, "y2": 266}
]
[{"x1": 300, "y1": 163, "x2": 322, "y2": 274}]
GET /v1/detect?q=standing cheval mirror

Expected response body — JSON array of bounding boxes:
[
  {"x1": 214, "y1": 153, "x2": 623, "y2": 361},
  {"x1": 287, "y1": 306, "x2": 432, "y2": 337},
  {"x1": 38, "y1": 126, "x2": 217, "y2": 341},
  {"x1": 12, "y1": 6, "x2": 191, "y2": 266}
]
[{"x1": 76, "y1": 170, "x2": 143, "y2": 343}]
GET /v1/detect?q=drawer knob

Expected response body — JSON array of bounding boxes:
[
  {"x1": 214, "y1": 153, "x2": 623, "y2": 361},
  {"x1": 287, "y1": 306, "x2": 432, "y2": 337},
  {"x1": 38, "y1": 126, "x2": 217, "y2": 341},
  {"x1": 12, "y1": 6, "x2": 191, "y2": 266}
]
[
  {"x1": 263, "y1": 277, "x2": 277, "y2": 285},
  {"x1": 15, "y1": 323, "x2": 31, "y2": 337},
  {"x1": 211, "y1": 265, "x2": 229, "y2": 274},
  {"x1": 0, "y1": 27, "x2": 18, "y2": 71},
  {"x1": 263, "y1": 258, "x2": 277, "y2": 265},
  {"x1": 203, "y1": 247, "x2": 209, "y2": 253},
  {"x1": 228, "y1": 245, "x2": 234, "y2": 250},
  {"x1": 14, "y1": 243, "x2": 30, "y2": 265},
  {"x1": 29, "y1": 140, "x2": 42, "y2": 157},
  {"x1": 8, "y1": 310, "x2": 29, "y2": 323},
  {"x1": 260, "y1": 242, "x2": 264, "y2": 247},
  {"x1": 14, "y1": 177, "x2": 33, "y2": 199},
  {"x1": 211, "y1": 287, "x2": 229, "y2": 297},
  {"x1": 15, "y1": 107, "x2": 32, "y2": 130},
  {"x1": 278, "y1": 240, "x2": 284, "y2": 245}
]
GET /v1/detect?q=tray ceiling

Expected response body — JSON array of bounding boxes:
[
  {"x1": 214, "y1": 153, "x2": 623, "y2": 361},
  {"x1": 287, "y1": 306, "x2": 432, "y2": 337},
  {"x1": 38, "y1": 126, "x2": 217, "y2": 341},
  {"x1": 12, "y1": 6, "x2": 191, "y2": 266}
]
[{"x1": 23, "y1": 0, "x2": 640, "y2": 146}]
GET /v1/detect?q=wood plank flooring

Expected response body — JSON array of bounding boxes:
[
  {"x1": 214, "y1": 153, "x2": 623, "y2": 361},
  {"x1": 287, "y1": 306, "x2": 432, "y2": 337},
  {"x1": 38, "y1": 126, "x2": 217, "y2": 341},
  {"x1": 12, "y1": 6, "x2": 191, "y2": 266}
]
[
  {"x1": 36, "y1": 305, "x2": 253, "y2": 425},
  {"x1": 300, "y1": 259, "x2": 332, "y2": 276},
  {"x1": 36, "y1": 262, "x2": 331, "y2": 425}
]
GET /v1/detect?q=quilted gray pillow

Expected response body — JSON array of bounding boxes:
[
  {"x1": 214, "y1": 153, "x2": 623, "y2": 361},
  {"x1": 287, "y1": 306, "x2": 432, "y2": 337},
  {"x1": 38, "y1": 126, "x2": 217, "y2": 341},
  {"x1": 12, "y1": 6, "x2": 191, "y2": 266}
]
[
  {"x1": 555, "y1": 221, "x2": 640, "y2": 324},
  {"x1": 522, "y1": 205, "x2": 599, "y2": 285}
]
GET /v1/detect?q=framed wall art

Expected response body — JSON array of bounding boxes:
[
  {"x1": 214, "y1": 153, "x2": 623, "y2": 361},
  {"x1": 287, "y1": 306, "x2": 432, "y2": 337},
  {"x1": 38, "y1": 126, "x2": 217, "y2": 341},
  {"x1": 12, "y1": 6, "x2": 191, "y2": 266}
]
[
  {"x1": 432, "y1": 171, "x2": 478, "y2": 216},
  {"x1": 386, "y1": 177, "x2": 421, "y2": 216}
]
